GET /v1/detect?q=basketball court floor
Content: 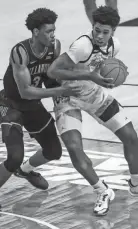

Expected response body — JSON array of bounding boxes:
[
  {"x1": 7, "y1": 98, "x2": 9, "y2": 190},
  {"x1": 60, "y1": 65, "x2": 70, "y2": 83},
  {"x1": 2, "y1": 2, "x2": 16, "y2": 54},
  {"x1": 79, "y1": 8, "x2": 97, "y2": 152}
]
[{"x1": 0, "y1": 0, "x2": 138, "y2": 228}]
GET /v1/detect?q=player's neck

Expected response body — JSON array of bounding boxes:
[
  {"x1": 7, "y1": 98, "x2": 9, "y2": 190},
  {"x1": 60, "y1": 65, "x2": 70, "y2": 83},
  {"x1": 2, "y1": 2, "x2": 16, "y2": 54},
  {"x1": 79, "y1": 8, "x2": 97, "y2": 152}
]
[{"x1": 30, "y1": 38, "x2": 47, "y2": 56}]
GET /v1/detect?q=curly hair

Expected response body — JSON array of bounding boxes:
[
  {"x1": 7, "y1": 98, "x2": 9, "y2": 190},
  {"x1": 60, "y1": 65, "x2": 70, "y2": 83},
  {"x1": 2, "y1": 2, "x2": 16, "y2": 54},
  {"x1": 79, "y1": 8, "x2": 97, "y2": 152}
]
[
  {"x1": 92, "y1": 6, "x2": 120, "y2": 28},
  {"x1": 25, "y1": 8, "x2": 58, "y2": 31}
]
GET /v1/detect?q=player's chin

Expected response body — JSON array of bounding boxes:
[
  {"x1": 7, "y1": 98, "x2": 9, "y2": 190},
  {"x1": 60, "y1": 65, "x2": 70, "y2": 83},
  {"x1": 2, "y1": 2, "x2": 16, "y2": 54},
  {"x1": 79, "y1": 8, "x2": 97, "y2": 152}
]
[
  {"x1": 46, "y1": 41, "x2": 55, "y2": 47},
  {"x1": 98, "y1": 42, "x2": 106, "y2": 47},
  {"x1": 96, "y1": 40, "x2": 106, "y2": 47},
  {"x1": 51, "y1": 40, "x2": 55, "y2": 45},
  {"x1": 44, "y1": 40, "x2": 54, "y2": 47}
]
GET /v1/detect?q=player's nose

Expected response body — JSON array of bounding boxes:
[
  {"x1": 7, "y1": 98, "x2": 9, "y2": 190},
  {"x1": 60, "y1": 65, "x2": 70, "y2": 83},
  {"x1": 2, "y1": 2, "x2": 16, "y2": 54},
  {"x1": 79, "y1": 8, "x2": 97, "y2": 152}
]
[
  {"x1": 97, "y1": 33, "x2": 104, "y2": 39},
  {"x1": 51, "y1": 31, "x2": 55, "y2": 38}
]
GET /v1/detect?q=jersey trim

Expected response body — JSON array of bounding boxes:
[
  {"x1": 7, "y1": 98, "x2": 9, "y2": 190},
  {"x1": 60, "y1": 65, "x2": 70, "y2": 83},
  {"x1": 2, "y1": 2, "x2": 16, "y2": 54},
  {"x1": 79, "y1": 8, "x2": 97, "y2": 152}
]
[
  {"x1": 11, "y1": 43, "x2": 30, "y2": 65},
  {"x1": 78, "y1": 33, "x2": 115, "y2": 64},
  {"x1": 19, "y1": 43, "x2": 30, "y2": 65},
  {"x1": 16, "y1": 45, "x2": 23, "y2": 65},
  {"x1": 28, "y1": 116, "x2": 53, "y2": 134},
  {"x1": 77, "y1": 35, "x2": 93, "y2": 63}
]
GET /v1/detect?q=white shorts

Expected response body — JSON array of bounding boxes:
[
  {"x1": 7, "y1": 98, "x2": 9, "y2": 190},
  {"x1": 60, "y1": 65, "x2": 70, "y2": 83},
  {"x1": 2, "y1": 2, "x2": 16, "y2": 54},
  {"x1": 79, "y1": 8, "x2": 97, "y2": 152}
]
[
  {"x1": 55, "y1": 99, "x2": 131, "y2": 135},
  {"x1": 56, "y1": 112, "x2": 82, "y2": 135}
]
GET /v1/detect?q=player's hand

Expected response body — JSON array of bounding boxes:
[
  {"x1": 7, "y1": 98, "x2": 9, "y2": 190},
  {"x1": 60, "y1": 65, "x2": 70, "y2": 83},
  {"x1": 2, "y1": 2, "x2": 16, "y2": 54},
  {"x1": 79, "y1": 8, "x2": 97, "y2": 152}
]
[
  {"x1": 91, "y1": 73, "x2": 114, "y2": 89},
  {"x1": 90, "y1": 64, "x2": 115, "y2": 89},
  {"x1": 61, "y1": 83, "x2": 82, "y2": 96}
]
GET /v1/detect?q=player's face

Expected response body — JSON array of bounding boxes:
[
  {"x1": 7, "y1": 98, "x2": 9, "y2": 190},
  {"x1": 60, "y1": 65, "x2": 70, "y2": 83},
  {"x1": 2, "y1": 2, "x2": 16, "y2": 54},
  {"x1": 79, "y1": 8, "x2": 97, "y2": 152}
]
[
  {"x1": 93, "y1": 22, "x2": 114, "y2": 47},
  {"x1": 37, "y1": 24, "x2": 56, "y2": 47}
]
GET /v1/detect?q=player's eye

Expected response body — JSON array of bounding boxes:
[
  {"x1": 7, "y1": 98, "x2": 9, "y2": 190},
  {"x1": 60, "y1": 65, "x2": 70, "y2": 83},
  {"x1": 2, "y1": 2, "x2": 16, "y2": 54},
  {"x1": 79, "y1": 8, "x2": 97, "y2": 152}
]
[
  {"x1": 95, "y1": 30, "x2": 101, "y2": 33},
  {"x1": 103, "y1": 31, "x2": 109, "y2": 35}
]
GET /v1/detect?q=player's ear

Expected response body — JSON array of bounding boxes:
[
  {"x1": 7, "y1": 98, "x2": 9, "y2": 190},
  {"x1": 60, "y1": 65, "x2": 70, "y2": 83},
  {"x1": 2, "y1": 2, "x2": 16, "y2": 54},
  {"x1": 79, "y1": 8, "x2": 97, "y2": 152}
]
[
  {"x1": 111, "y1": 27, "x2": 116, "y2": 36},
  {"x1": 33, "y1": 28, "x2": 39, "y2": 36}
]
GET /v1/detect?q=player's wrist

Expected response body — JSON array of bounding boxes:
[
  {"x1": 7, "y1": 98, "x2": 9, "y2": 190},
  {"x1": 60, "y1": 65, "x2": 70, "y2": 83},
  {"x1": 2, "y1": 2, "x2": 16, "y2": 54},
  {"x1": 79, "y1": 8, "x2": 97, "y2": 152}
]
[
  {"x1": 88, "y1": 71, "x2": 99, "y2": 81},
  {"x1": 55, "y1": 86, "x2": 65, "y2": 96}
]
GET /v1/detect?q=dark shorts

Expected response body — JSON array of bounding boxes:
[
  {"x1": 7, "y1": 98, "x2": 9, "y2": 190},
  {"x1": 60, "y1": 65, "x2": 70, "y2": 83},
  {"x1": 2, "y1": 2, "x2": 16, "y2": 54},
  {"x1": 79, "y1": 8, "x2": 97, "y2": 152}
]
[
  {"x1": 0, "y1": 102, "x2": 54, "y2": 132},
  {"x1": 0, "y1": 90, "x2": 62, "y2": 160},
  {"x1": 22, "y1": 103, "x2": 53, "y2": 134},
  {"x1": 0, "y1": 89, "x2": 53, "y2": 133}
]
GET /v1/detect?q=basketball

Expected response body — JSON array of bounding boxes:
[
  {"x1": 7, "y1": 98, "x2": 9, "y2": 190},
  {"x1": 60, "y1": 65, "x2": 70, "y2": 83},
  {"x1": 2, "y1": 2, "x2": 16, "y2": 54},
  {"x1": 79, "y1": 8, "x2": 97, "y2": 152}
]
[{"x1": 100, "y1": 58, "x2": 128, "y2": 87}]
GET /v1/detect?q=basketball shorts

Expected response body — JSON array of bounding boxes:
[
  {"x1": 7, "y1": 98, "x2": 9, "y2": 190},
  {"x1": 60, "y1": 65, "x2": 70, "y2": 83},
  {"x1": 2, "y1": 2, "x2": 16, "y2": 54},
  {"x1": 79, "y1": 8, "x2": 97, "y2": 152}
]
[
  {"x1": 0, "y1": 95, "x2": 61, "y2": 161},
  {"x1": 55, "y1": 99, "x2": 131, "y2": 135},
  {"x1": 0, "y1": 101, "x2": 54, "y2": 139}
]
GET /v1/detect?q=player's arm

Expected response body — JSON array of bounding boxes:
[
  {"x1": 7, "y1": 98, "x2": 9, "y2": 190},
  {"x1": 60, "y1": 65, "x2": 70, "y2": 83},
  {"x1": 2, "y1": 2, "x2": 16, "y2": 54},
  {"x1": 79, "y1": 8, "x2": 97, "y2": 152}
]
[
  {"x1": 48, "y1": 37, "x2": 98, "y2": 81},
  {"x1": 105, "y1": 0, "x2": 118, "y2": 10},
  {"x1": 11, "y1": 45, "x2": 77, "y2": 100},
  {"x1": 48, "y1": 38, "x2": 114, "y2": 88},
  {"x1": 83, "y1": 0, "x2": 97, "y2": 24},
  {"x1": 43, "y1": 39, "x2": 61, "y2": 88},
  {"x1": 83, "y1": 0, "x2": 118, "y2": 24},
  {"x1": 48, "y1": 52, "x2": 93, "y2": 81}
]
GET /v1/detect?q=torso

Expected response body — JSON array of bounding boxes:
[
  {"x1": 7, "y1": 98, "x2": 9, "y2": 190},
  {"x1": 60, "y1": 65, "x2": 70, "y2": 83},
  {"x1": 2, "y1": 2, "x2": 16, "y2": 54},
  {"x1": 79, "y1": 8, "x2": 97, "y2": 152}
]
[
  {"x1": 3, "y1": 39, "x2": 59, "y2": 110},
  {"x1": 54, "y1": 32, "x2": 120, "y2": 115}
]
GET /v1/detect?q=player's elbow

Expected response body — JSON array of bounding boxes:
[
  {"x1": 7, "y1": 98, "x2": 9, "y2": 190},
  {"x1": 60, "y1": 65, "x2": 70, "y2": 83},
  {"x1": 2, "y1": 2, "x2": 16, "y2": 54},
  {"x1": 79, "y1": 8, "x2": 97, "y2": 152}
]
[
  {"x1": 19, "y1": 86, "x2": 33, "y2": 100},
  {"x1": 47, "y1": 65, "x2": 58, "y2": 79},
  {"x1": 20, "y1": 93, "x2": 31, "y2": 100},
  {"x1": 17, "y1": 87, "x2": 26, "y2": 99},
  {"x1": 19, "y1": 91, "x2": 29, "y2": 100}
]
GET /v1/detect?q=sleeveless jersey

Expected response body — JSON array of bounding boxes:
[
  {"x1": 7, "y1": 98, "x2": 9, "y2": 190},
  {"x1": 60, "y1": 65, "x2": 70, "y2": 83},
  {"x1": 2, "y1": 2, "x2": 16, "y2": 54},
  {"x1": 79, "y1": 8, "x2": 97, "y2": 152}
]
[
  {"x1": 3, "y1": 39, "x2": 59, "y2": 110},
  {"x1": 54, "y1": 31, "x2": 120, "y2": 115}
]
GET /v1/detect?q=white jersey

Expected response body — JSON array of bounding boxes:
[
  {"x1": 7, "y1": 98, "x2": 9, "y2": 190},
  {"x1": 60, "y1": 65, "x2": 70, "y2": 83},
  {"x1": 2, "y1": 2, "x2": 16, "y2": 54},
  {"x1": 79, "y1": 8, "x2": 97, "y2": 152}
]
[{"x1": 54, "y1": 31, "x2": 120, "y2": 116}]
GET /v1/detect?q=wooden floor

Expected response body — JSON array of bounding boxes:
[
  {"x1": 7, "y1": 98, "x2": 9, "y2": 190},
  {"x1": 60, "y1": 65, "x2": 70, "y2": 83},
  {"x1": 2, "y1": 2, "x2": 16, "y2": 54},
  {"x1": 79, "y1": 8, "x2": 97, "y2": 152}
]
[
  {"x1": 0, "y1": 136, "x2": 138, "y2": 229},
  {"x1": 0, "y1": 0, "x2": 138, "y2": 228}
]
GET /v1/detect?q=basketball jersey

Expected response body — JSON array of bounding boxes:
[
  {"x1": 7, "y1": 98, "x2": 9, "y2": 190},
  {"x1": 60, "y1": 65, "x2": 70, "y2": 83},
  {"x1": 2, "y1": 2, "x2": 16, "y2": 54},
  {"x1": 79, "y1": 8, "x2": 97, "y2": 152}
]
[
  {"x1": 3, "y1": 39, "x2": 58, "y2": 110},
  {"x1": 54, "y1": 31, "x2": 120, "y2": 115}
]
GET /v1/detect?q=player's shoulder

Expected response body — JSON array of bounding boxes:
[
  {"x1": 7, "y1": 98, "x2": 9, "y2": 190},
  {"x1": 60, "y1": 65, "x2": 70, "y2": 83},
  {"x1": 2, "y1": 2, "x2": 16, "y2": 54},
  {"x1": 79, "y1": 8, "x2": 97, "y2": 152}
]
[
  {"x1": 55, "y1": 39, "x2": 61, "y2": 51},
  {"x1": 76, "y1": 32, "x2": 92, "y2": 45},
  {"x1": 12, "y1": 39, "x2": 29, "y2": 50},
  {"x1": 11, "y1": 39, "x2": 29, "y2": 55},
  {"x1": 71, "y1": 31, "x2": 93, "y2": 51},
  {"x1": 10, "y1": 39, "x2": 29, "y2": 65},
  {"x1": 54, "y1": 38, "x2": 61, "y2": 58},
  {"x1": 112, "y1": 36, "x2": 120, "y2": 48},
  {"x1": 111, "y1": 36, "x2": 120, "y2": 56},
  {"x1": 55, "y1": 38, "x2": 61, "y2": 46}
]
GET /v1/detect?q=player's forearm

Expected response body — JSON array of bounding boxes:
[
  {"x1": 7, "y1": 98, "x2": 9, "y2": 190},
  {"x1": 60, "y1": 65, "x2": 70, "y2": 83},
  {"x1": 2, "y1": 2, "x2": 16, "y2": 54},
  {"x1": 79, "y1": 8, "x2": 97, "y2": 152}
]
[
  {"x1": 21, "y1": 86, "x2": 65, "y2": 100},
  {"x1": 105, "y1": 0, "x2": 118, "y2": 10},
  {"x1": 83, "y1": 0, "x2": 97, "y2": 23},
  {"x1": 48, "y1": 68, "x2": 98, "y2": 81}
]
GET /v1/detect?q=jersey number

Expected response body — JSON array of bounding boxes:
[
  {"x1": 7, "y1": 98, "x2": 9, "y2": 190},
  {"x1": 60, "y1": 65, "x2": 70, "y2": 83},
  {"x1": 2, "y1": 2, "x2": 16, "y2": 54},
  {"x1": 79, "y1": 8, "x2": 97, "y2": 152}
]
[{"x1": 32, "y1": 76, "x2": 41, "y2": 87}]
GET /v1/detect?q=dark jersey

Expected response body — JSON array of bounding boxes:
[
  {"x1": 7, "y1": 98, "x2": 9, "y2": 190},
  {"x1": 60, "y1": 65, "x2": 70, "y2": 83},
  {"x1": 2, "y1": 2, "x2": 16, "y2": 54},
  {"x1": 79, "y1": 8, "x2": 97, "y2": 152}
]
[{"x1": 3, "y1": 39, "x2": 59, "y2": 110}]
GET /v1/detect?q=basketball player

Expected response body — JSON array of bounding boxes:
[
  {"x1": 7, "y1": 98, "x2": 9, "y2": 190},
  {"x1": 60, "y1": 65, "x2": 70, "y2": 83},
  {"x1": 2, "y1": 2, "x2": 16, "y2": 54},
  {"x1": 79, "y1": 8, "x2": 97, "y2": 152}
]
[
  {"x1": 48, "y1": 6, "x2": 138, "y2": 216},
  {"x1": 83, "y1": 0, "x2": 118, "y2": 24},
  {"x1": 14, "y1": 4, "x2": 114, "y2": 186},
  {"x1": 0, "y1": 8, "x2": 82, "y2": 198}
]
